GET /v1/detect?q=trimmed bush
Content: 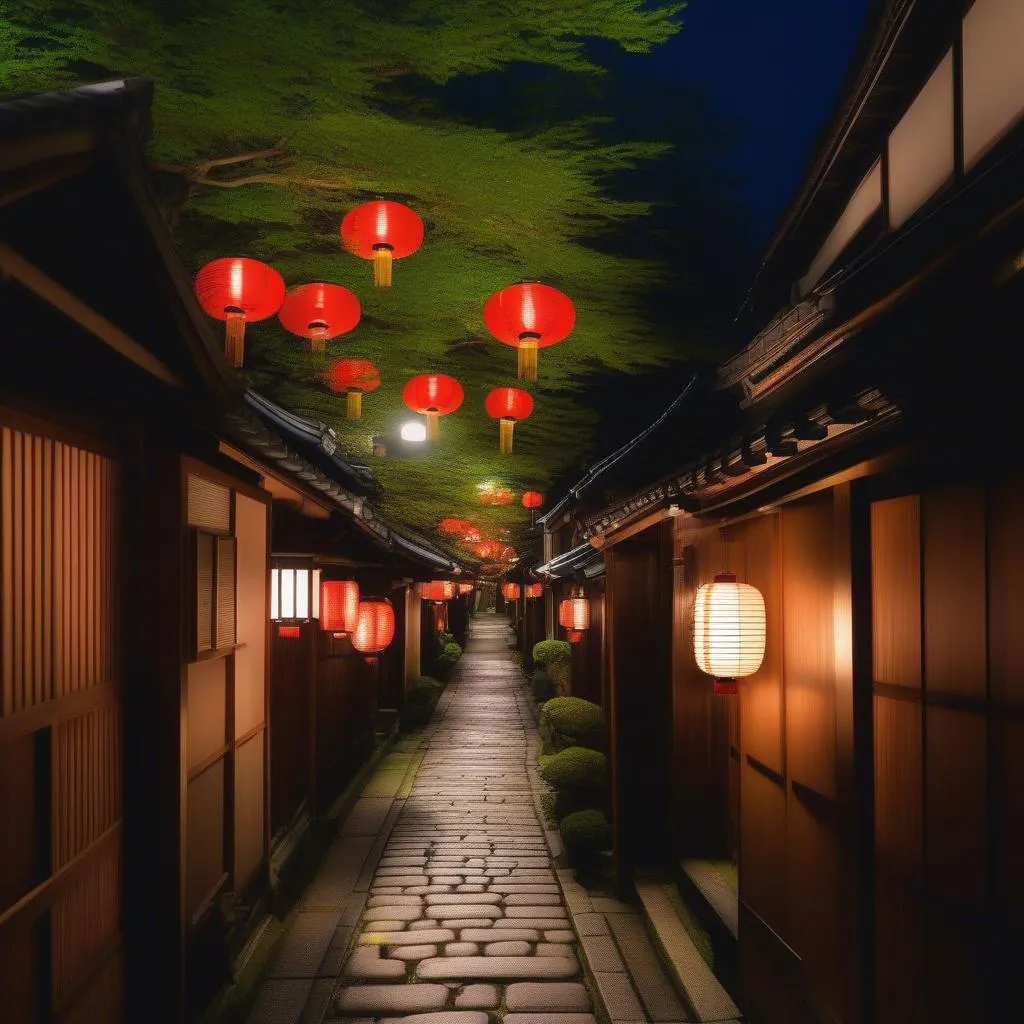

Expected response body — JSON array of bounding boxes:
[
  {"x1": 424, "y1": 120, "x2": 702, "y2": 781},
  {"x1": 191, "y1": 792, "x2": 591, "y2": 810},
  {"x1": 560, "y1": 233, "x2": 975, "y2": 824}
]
[
  {"x1": 554, "y1": 787, "x2": 608, "y2": 822},
  {"x1": 539, "y1": 746, "x2": 607, "y2": 794},
  {"x1": 402, "y1": 676, "x2": 444, "y2": 729},
  {"x1": 533, "y1": 638, "x2": 572, "y2": 696},
  {"x1": 539, "y1": 696, "x2": 604, "y2": 753},
  {"x1": 560, "y1": 809, "x2": 612, "y2": 871},
  {"x1": 530, "y1": 669, "x2": 555, "y2": 703}
]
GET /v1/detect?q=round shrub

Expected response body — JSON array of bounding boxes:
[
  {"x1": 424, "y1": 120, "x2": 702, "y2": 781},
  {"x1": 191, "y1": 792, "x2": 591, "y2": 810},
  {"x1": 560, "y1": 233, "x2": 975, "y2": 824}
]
[
  {"x1": 560, "y1": 809, "x2": 612, "y2": 871},
  {"x1": 539, "y1": 746, "x2": 607, "y2": 794},
  {"x1": 403, "y1": 676, "x2": 443, "y2": 729},
  {"x1": 441, "y1": 642, "x2": 462, "y2": 660},
  {"x1": 531, "y1": 669, "x2": 555, "y2": 703},
  {"x1": 539, "y1": 696, "x2": 604, "y2": 753},
  {"x1": 533, "y1": 639, "x2": 571, "y2": 668},
  {"x1": 554, "y1": 787, "x2": 608, "y2": 822}
]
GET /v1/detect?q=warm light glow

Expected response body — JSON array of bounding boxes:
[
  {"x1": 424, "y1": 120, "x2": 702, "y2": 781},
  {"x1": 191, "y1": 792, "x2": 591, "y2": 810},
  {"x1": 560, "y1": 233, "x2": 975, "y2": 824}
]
[
  {"x1": 502, "y1": 582, "x2": 521, "y2": 601},
  {"x1": 401, "y1": 420, "x2": 427, "y2": 442},
  {"x1": 693, "y1": 573, "x2": 766, "y2": 685},
  {"x1": 567, "y1": 630, "x2": 583, "y2": 643},
  {"x1": 418, "y1": 580, "x2": 455, "y2": 602},
  {"x1": 321, "y1": 579, "x2": 361, "y2": 634},
  {"x1": 457, "y1": 582, "x2": 475, "y2": 596},
  {"x1": 525, "y1": 583, "x2": 543, "y2": 599},
  {"x1": 559, "y1": 597, "x2": 590, "y2": 631},
  {"x1": 277, "y1": 625, "x2": 301, "y2": 639},
  {"x1": 352, "y1": 598, "x2": 396, "y2": 654}
]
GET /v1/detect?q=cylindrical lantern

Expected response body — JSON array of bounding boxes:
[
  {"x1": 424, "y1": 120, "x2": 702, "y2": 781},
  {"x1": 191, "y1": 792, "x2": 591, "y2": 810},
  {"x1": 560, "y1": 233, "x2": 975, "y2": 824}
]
[
  {"x1": 525, "y1": 583, "x2": 543, "y2": 599},
  {"x1": 278, "y1": 282, "x2": 360, "y2": 354},
  {"x1": 418, "y1": 580, "x2": 456, "y2": 602},
  {"x1": 693, "y1": 572, "x2": 766, "y2": 695},
  {"x1": 439, "y1": 517, "x2": 474, "y2": 537},
  {"x1": 321, "y1": 579, "x2": 360, "y2": 637},
  {"x1": 502, "y1": 582, "x2": 521, "y2": 602},
  {"x1": 483, "y1": 283, "x2": 576, "y2": 380},
  {"x1": 327, "y1": 358, "x2": 381, "y2": 420},
  {"x1": 352, "y1": 598, "x2": 396, "y2": 657},
  {"x1": 340, "y1": 200, "x2": 424, "y2": 287},
  {"x1": 457, "y1": 582, "x2": 475, "y2": 596},
  {"x1": 522, "y1": 491, "x2": 543, "y2": 509},
  {"x1": 403, "y1": 374, "x2": 464, "y2": 440},
  {"x1": 558, "y1": 597, "x2": 590, "y2": 631},
  {"x1": 484, "y1": 387, "x2": 533, "y2": 456},
  {"x1": 194, "y1": 257, "x2": 285, "y2": 368},
  {"x1": 567, "y1": 630, "x2": 583, "y2": 643}
]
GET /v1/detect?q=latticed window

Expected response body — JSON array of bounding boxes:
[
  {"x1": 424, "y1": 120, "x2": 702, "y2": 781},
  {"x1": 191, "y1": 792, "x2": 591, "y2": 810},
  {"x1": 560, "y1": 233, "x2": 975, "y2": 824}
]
[{"x1": 269, "y1": 567, "x2": 320, "y2": 622}]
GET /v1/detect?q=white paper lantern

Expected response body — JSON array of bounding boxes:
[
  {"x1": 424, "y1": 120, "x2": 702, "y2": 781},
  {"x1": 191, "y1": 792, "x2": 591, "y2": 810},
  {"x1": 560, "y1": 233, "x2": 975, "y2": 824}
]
[{"x1": 693, "y1": 572, "x2": 766, "y2": 694}]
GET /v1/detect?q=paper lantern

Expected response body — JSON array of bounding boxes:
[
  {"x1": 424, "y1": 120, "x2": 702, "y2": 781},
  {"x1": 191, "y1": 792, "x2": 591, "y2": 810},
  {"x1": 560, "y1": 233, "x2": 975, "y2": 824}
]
[
  {"x1": 502, "y1": 582, "x2": 521, "y2": 601},
  {"x1": 457, "y1": 582, "x2": 475, "y2": 596},
  {"x1": 352, "y1": 598, "x2": 396, "y2": 656},
  {"x1": 559, "y1": 597, "x2": 590, "y2": 631},
  {"x1": 278, "y1": 282, "x2": 360, "y2": 354},
  {"x1": 522, "y1": 491, "x2": 543, "y2": 509},
  {"x1": 194, "y1": 257, "x2": 285, "y2": 368},
  {"x1": 483, "y1": 283, "x2": 576, "y2": 380},
  {"x1": 478, "y1": 487, "x2": 514, "y2": 506},
  {"x1": 567, "y1": 630, "x2": 583, "y2": 643},
  {"x1": 525, "y1": 583, "x2": 543, "y2": 599},
  {"x1": 418, "y1": 580, "x2": 456, "y2": 602},
  {"x1": 693, "y1": 572, "x2": 766, "y2": 695},
  {"x1": 327, "y1": 358, "x2": 381, "y2": 420},
  {"x1": 403, "y1": 374, "x2": 464, "y2": 440},
  {"x1": 321, "y1": 579, "x2": 360, "y2": 637},
  {"x1": 439, "y1": 517, "x2": 475, "y2": 538},
  {"x1": 484, "y1": 387, "x2": 533, "y2": 456},
  {"x1": 340, "y1": 200, "x2": 423, "y2": 287}
]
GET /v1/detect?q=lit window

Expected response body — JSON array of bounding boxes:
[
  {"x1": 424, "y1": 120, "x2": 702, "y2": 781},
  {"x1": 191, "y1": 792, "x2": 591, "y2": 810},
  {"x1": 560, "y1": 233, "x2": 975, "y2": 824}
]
[{"x1": 270, "y1": 567, "x2": 319, "y2": 622}]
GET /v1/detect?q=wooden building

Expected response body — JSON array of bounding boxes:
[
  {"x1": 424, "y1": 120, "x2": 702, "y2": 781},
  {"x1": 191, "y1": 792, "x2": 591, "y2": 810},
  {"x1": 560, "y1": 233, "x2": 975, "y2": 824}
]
[
  {"x1": 0, "y1": 78, "x2": 464, "y2": 1022},
  {"x1": 541, "y1": 1, "x2": 1024, "y2": 1020}
]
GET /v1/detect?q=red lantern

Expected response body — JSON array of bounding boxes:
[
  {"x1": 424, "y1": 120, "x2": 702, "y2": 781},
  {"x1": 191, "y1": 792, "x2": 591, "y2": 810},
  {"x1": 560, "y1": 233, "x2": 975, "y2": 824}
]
[
  {"x1": 352, "y1": 598, "x2": 396, "y2": 656},
  {"x1": 194, "y1": 257, "x2": 285, "y2": 368},
  {"x1": 439, "y1": 517, "x2": 475, "y2": 538},
  {"x1": 418, "y1": 580, "x2": 455, "y2": 602},
  {"x1": 559, "y1": 597, "x2": 590, "y2": 631},
  {"x1": 525, "y1": 583, "x2": 543, "y2": 599},
  {"x1": 484, "y1": 388, "x2": 534, "y2": 456},
  {"x1": 278, "y1": 283, "x2": 360, "y2": 354},
  {"x1": 321, "y1": 580, "x2": 360, "y2": 637},
  {"x1": 522, "y1": 491, "x2": 544, "y2": 509},
  {"x1": 278, "y1": 625, "x2": 301, "y2": 639},
  {"x1": 403, "y1": 374, "x2": 464, "y2": 440},
  {"x1": 483, "y1": 283, "x2": 576, "y2": 380},
  {"x1": 567, "y1": 630, "x2": 584, "y2": 643},
  {"x1": 457, "y1": 582, "x2": 475, "y2": 596},
  {"x1": 475, "y1": 540, "x2": 502, "y2": 560},
  {"x1": 327, "y1": 359, "x2": 381, "y2": 420},
  {"x1": 502, "y1": 582, "x2": 521, "y2": 602},
  {"x1": 340, "y1": 200, "x2": 424, "y2": 287},
  {"x1": 498, "y1": 545, "x2": 517, "y2": 562}
]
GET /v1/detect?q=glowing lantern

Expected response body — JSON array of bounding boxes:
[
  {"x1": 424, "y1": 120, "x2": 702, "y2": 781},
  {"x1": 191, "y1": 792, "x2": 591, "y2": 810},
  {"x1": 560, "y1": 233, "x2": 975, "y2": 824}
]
[
  {"x1": 458, "y1": 582, "x2": 475, "y2": 596},
  {"x1": 325, "y1": 358, "x2": 381, "y2": 420},
  {"x1": 502, "y1": 583, "x2": 521, "y2": 602},
  {"x1": 498, "y1": 545, "x2": 517, "y2": 562},
  {"x1": 418, "y1": 580, "x2": 456, "y2": 602},
  {"x1": 567, "y1": 630, "x2": 583, "y2": 643},
  {"x1": 479, "y1": 487, "x2": 514, "y2": 506},
  {"x1": 403, "y1": 374, "x2": 464, "y2": 441},
  {"x1": 321, "y1": 579, "x2": 360, "y2": 637},
  {"x1": 340, "y1": 200, "x2": 423, "y2": 287},
  {"x1": 525, "y1": 583, "x2": 543, "y2": 599},
  {"x1": 522, "y1": 491, "x2": 543, "y2": 509},
  {"x1": 278, "y1": 282, "x2": 360, "y2": 355},
  {"x1": 559, "y1": 597, "x2": 590, "y2": 632},
  {"x1": 439, "y1": 517, "x2": 474, "y2": 537},
  {"x1": 352, "y1": 598, "x2": 396, "y2": 658},
  {"x1": 483, "y1": 282, "x2": 576, "y2": 380},
  {"x1": 693, "y1": 572, "x2": 766, "y2": 695},
  {"x1": 475, "y1": 540, "x2": 502, "y2": 560},
  {"x1": 194, "y1": 257, "x2": 285, "y2": 368},
  {"x1": 485, "y1": 387, "x2": 533, "y2": 456}
]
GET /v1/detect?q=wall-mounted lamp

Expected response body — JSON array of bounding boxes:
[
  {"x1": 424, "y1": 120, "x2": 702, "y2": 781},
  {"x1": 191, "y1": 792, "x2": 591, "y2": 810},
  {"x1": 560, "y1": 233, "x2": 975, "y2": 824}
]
[{"x1": 693, "y1": 572, "x2": 765, "y2": 695}]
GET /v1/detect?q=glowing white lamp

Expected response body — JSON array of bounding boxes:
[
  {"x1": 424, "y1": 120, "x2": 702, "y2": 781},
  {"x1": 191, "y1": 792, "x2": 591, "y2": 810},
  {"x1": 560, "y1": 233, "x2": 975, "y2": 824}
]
[
  {"x1": 400, "y1": 420, "x2": 427, "y2": 442},
  {"x1": 693, "y1": 572, "x2": 766, "y2": 695}
]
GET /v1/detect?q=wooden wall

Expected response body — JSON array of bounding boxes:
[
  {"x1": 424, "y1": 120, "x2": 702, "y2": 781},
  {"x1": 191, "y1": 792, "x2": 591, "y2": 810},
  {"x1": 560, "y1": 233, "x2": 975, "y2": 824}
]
[{"x1": 0, "y1": 413, "x2": 123, "y2": 1023}]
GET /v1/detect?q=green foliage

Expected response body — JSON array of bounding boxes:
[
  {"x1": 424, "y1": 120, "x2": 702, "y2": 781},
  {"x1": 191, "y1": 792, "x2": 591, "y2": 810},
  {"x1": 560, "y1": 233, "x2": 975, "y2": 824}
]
[
  {"x1": 530, "y1": 668, "x2": 555, "y2": 703},
  {"x1": 436, "y1": 630, "x2": 455, "y2": 650},
  {"x1": 1, "y1": 0, "x2": 694, "y2": 537},
  {"x1": 539, "y1": 745, "x2": 607, "y2": 793},
  {"x1": 403, "y1": 675, "x2": 444, "y2": 729},
  {"x1": 441, "y1": 641, "x2": 462, "y2": 661},
  {"x1": 554, "y1": 786, "x2": 607, "y2": 822},
  {"x1": 533, "y1": 639, "x2": 572, "y2": 668},
  {"x1": 560, "y1": 809, "x2": 612, "y2": 869},
  {"x1": 539, "y1": 696, "x2": 604, "y2": 752}
]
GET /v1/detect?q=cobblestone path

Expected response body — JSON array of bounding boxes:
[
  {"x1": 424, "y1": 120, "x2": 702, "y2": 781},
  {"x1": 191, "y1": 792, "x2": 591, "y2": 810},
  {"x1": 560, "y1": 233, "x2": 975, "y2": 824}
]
[{"x1": 329, "y1": 615, "x2": 595, "y2": 1023}]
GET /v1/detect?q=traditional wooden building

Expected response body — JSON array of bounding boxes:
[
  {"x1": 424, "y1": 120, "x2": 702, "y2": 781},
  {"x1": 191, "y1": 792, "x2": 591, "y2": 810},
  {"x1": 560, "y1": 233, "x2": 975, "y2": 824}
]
[
  {"x1": 0, "y1": 78, "x2": 464, "y2": 1022},
  {"x1": 542, "y1": 1, "x2": 1024, "y2": 1019}
]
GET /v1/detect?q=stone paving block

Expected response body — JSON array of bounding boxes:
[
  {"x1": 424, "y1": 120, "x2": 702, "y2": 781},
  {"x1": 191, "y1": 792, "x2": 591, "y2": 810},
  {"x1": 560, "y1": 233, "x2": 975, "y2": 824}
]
[
  {"x1": 391, "y1": 943, "x2": 438, "y2": 960},
  {"x1": 342, "y1": 945, "x2": 407, "y2": 980},
  {"x1": 605, "y1": 911, "x2": 687, "y2": 1023},
  {"x1": 545, "y1": 930, "x2": 577, "y2": 942},
  {"x1": 359, "y1": 928, "x2": 456, "y2": 945},
  {"x1": 573, "y1": 913, "x2": 610, "y2": 936},
  {"x1": 364, "y1": 903, "x2": 425, "y2": 922},
  {"x1": 423, "y1": 892, "x2": 501, "y2": 906},
  {"x1": 268, "y1": 911, "x2": 341, "y2": 979},
  {"x1": 368, "y1": 894, "x2": 425, "y2": 908},
  {"x1": 505, "y1": 982, "x2": 592, "y2": 1011},
  {"x1": 453, "y1": 984, "x2": 499, "y2": 1009},
  {"x1": 380, "y1": 1015, "x2": 490, "y2": 1024},
  {"x1": 440, "y1": 917, "x2": 500, "y2": 929},
  {"x1": 504, "y1": 893, "x2": 562, "y2": 906},
  {"x1": 504, "y1": 1016, "x2": 598, "y2": 1024},
  {"x1": 590, "y1": 970, "x2": 646, "y2": 1021},
  {"x1": 248, "y1": 978, "x2": 313, "y2": 1024},
  {"x1": 364, "y1": 919, "x2": 409, "y2": 932},
  {"x1": 483, "y1": 939, "x2": 532, "y2": 955},
  {"x1": 417, "y1": 956, "x2": 580, "y2": 980},
  {"x1": 444, "y1": 942, "x2": 479, "y2": 955},
  {"x1": 297, "y1": 978, "x2": 334, "y2": 1024},
  {"x1": 427, "y1": 904, "x2": 502, "y2": 920},
  {"x1": 494, "y1": 917, "x2": 569, "y2": 930},
  {"x1": 505, "y1": 906, "x2": 569, "y2": 919},
  {"x1": 335, "y1": 983, "x2": 450, "y2": 1014},
  {"x1": 536, "y1": 942, "x2": 574, "y2": 956},
  {"x1": 409, "y1": 919, "x2": 441, "y2": 930},
  {"x1": 579, "y1": 934, "x2": 624, "y2": 973},
  {"x1": 340, "y1": 798, "x2": 395, "y2": 836}
]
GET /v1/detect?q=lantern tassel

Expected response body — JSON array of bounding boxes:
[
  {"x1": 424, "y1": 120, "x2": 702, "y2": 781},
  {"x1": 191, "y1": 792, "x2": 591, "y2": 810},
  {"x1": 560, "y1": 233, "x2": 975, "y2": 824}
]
[
  {"x1": 425, "y1": 411, "x2": 439, "y2": 441},
  {"x1": 517, "y1": 340, "x2": 539, "y2": 381},
  {"x1": 346, "y1": 390, "x2": 363, "y2": 420},
  {"x1": 373, "y1": 246, "x2": 394, "y2": 287},
  {"x1": 499, "y1": 418, "x2": 515, "y2": 456},
  {"x1": 310, "y1": 327, "x2": 328, "y2": 354},
  {"x1": 714, "y1": 679, "x2": 739, "y2": 696},
  {"x1": 225, "y1": 312, "x2": 246, "y2": 369}
]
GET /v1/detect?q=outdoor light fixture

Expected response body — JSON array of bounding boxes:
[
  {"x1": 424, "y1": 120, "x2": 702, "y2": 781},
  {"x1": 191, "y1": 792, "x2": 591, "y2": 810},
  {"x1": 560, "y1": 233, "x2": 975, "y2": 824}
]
[
  {"x1": 559, "y1": 594, "x2": 590, "y2": 632},
  {"x1": 271, "y1": 567, "x2": 320, "y2": 622},
  {"x1": 693, "y1": 572, "x2": 766, "y2": 695},
  {"x1": 418, "y1": 580, "x2": 455, "y2": 601},
  {"x1": 567, "y1": 630, "x2": 583, "y2": 643},
  {"x1": 351, "y1": 598, "x2": 396, "y2": 661},
  {"x1": 320, "y1": 579, "x2": 360, "y2": 638},
  {"x1": 525, "y1": 583, "x2": 543, "y2": 599},
  {"x1": 502, "y1": 582, "x2": 521, "y2": 601},
  {"x1": 401, "y1": 420, "x2": 427, "y2": 442}
]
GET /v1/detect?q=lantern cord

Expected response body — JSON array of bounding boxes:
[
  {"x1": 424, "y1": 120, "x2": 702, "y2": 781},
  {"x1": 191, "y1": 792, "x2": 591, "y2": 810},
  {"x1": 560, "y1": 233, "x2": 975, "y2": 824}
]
[
  {"x1": 346, "y1": 390, "x2": 363, "y2": 420},
  {"x1": 373, "y1": 248, "x2": 393, "y2": 287},
  {"x1": 425, "y1": 411, "x2": 439, "y2": 441},
  {"x1": 517, "y1": 341, "x2": 539, "y2": 380},
  {"x1": 310, "y1": 327, "x2": 328, "y2": 354},
  {"x1": 225, "y1": 312, "x2": 246, "y2": 368},
  {"x1": 499, "y1": 418, "x2": 515, "y2": 456}
]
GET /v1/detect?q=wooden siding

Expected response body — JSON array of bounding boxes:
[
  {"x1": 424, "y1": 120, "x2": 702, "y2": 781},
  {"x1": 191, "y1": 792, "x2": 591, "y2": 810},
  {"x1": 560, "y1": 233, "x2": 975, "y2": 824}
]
[{"x1": 269, "y1": 621, "x2": 313, "y2": 837}]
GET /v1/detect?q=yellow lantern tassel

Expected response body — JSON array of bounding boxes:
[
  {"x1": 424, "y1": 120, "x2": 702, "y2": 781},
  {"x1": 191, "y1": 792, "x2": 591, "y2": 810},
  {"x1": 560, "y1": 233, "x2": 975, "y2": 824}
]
[
  {"x1": 372, "y1": 246, "x2": 393, "y2": 287},
  {"x1": 499, "y1": 418, "x2": 515, "y2": 456},
  {"x1": 346, "y1": 390, "x2": 363, "y2": 420},
  {"x1": 425, "y1": 411, "x2": 439, "y2": 441},
  {"x1": 517, "y1": 340, "x2": 539, "y2": 381},
  {"x1": 225, "y1": 312, "x2": 246, "y2": 368},
  {"x1": 310, "y1": 326, "x2": 328, "y2": 354}
]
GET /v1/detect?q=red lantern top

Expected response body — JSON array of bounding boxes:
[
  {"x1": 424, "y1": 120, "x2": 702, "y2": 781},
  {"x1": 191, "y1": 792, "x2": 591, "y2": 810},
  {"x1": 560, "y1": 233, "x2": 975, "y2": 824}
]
[
  {"x1": 352, "y1": 598, "x2": 395, "y2": 654},
  {"x1": 484, "y1": 387, "x2": 533, "y2": 421},
  {"x1": 522, "y1": 491, "x2": 543, "y2": 509},
  {"x1": 321, "y1": 579, "x2": 360, "y2": 634},
  {"x1": 483, "y1": 283, "x2": 575, "y2": 349},
  {"x1": 194, "y1": 257, "x2": 285, "y2": 322},
  {"x1": 341, "y1": 201, "x2": 424, "y2": 260},
  {"x1": 278, "y1": 283, "x2": 360, "y2": 340},
  {"x1": 328, "y1": 359, "x2": 381, "y2": 394},
  {"x1": 418, "y1": 580, "x2": 456, "y2": 602},
  {"x1": 403, "y1": 374, "x2": 465, "y2": 415}
]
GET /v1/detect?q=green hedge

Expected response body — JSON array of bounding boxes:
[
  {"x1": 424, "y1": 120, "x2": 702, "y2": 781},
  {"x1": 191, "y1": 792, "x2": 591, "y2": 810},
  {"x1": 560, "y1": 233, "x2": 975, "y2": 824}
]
[
  {"x1": 533, "y1": 639, "x2": 571, "y2": 668},
  {"x1": 539, "y1": 746, "x2": 607, "y2": 793},
  {"x1": 539, "y1": 696, "x2": 604, "y2": 753},
  {"x1": 402, "y1": 676, "x2": 444, "y2": 729},
  {"x1": 530, "y1": 669, "x2": 555, "y2": 703},
  {"x1": 560, "y1": 809, "x2": 612, "y2": 871}
]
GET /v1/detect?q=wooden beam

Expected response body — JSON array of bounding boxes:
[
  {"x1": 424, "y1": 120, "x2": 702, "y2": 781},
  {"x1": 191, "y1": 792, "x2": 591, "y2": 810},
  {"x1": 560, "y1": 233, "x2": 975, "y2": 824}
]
[
  {"x1": 0, "y1": 153, "x2": 95, "y2": 209},
  {"x1": 0, "y1": 242, "x2": 182, "y2": 386},
  {"x1": 595, "y1": 507, "x2": 668, "y2": 549}
]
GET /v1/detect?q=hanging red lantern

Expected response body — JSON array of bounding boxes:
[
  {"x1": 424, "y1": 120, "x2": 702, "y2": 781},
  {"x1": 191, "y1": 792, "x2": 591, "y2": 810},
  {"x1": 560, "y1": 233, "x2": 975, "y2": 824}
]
[
  {"x1": 483, "y1": 283, "x2": 576, "y2": 380},
  {"x1": 278, "y1": 282, "x2": 360, "y2": 355},
  {"x1": 457, "y1": 582, "x2": 475, "y2": 596},
  {"x1": 340, "y1": 200, "x2": 424, "y2": 287},
  {"x1": 525, "y1": 583, "x2": 543, "y2": 599},
  {"x1": 567, "y1": 630, "x2": 584, "y2": 643},
  {"x1": 321, "y1": 579, "x2": 360, "y2": 637},
  {"x1": 474, "y1": 539, "x2": 502, "y2": 560},
  {"x1": 327, "y1": 358, "x2": 381, "y2": 420},
  {"x1": 522, "y1": 491, "x2": 544, "y2": 510},
  {"x1": 559, "y1": 597, "x2": 590, "y2": 631},
  {"x1": 194, "y1": 257, "x2": 285, "y2": 368},
  {"x1": 485, "y1": 388, "x2": 533, "y2": 456},
  {"x1": 403, "y1": 374, "x2": 464, "y2": 440},
  {"x1": 418, "y1": 580, "x2": 456, "y2": 602},
  {"x1": 352, "y1": 598, "x2": 396, "y2": 657},
  {"x1": 498, "y1": 545, "x2": 517, "y2": 562},
  {"x1": 502, "y1": 582, "x2": 521, "y2": 602},
  {"x1": 439, "y1": 517, "x2": 475, "y2": 538}
]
